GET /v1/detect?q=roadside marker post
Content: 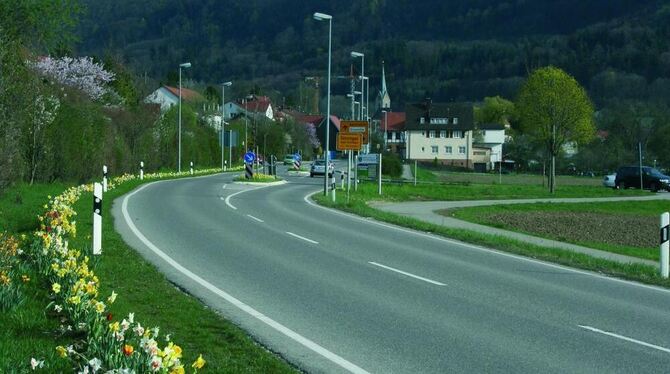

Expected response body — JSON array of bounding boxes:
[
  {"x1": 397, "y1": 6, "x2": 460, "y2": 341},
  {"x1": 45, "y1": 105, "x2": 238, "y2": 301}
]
[
  {"x1": 661, "y1": 212, "x2": 669, "y2": 278},
  {"x1": 102, "y1": 165, "x2": 108, "y2": 192},
  {"x1": 414, "y1": 160, "x2": 417, "y2": 186},
  {"x1": 331, "y1": 173, "x2": 336, "y2": 202},
  {"x1": 378, "y1": 153, "x2": 383, "y2": 195},
  {"x1": 92, "y1": 182, "x2": 102, "y2": 255},
  {"x1": 140, "y1": 161, "x2": 144, "y2": 180},
  {"x1": 340, "y1": 171, "x2": 345, "y2": 189},
  {"x1": 190, "y1": 161, "x2": 194, "y2": 175},
  {"x1": 293, "y1": 153, "x2": 302, "y2": 171},
  {"x1": 244, "y1": 151, "x2": 255, "y2": 179}
]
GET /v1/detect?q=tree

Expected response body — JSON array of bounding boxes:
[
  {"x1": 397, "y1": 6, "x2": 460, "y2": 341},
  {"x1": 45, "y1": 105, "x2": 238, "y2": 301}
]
[
  {"x1": 516, "y1": 66, "x2": 595, "y2": 193},
  {"x1": 474, "y1": 96, "x2": 516, "y2": 126}
]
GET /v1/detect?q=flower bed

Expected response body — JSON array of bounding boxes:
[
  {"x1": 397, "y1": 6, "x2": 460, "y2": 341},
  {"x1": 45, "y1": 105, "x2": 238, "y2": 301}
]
[{"x1": 1, "y1": 168, "x2": 233, "y2": 372}]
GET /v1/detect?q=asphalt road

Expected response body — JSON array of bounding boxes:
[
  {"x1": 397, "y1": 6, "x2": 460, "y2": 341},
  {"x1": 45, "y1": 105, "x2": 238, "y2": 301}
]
[{"x1": 113, "y1": 163, "x2": 670, "y2": 373}]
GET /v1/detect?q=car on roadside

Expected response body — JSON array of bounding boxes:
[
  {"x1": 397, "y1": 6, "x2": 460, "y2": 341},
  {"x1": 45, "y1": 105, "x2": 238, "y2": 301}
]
[
  {"x1": 283, "y1": 154, "x2": 295, "y2": 165},
  {"x1": 615, "y1": 166, "x2": 670, "y2": 192},
  {"x1": 310, "y1": 160, "x2": 334, "y2": 177},
  {"x1": 602, "y1": 173, "x2": 616, "y2": 188}
]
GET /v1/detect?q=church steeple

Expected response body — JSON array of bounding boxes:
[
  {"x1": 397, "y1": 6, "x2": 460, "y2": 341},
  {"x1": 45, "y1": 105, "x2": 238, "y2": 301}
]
[{"x1": 379, "y1": 60, "x2": 391, "y2": 110}]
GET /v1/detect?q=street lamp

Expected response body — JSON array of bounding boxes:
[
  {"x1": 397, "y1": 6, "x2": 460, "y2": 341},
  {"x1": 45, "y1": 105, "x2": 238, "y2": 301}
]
[
  {"x1": 314, "y1": 11, "x2": 333, "y2": 196},
  {"x1": 221, "y1": 81, "x2": 232, "y2": 171},
  {"x1": 351, "y1": 51, "x2": 364, "y2": 121},
  {"x1": 178, "y1": 62, "x2": 191, "y2": 173}
]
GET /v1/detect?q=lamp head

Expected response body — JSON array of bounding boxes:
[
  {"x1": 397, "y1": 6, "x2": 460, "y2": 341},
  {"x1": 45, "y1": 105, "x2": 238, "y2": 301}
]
[
  {"x1": 179, "y1": 62, "x2": 192, "y2": 68},
  {"x1": 351, "y1": 51, "x2": 364, "y2": 58},
  {"x1": 313, "y1": 12, "x2": 332, "y2": 21},
  {"x1": 222, "y1": 81, "x2": 232, "y2": 87}
]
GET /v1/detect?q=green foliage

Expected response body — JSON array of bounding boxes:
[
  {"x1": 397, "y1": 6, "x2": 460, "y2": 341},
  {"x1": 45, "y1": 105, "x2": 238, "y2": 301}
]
[
  {"x1": 475, "y1": 96, "x2": 516, "y2": 126},
  {"x1": 381, "y1": 152, "x2": 402, "y2": 178}
]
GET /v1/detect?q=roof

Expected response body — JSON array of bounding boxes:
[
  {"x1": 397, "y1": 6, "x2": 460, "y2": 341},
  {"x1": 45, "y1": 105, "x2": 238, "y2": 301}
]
[
  {"x1": 405, "y1": 101, "x2": 474, "y2": 131},
  {"x1": 477, "y1": 123, "x2": 505, "y2": 130},
  {"x1": 239, "y1": 95, "x2": 272, "y2": 113},
  {"x1": 318, "y1": 115, "x2": 341, "y2": 130},
  {"x1": 380, "y1": 112, "x2": 406, "y2": 131},
  {"x1": 163, "y1": 86, "x2": 204, "y2": 102}
]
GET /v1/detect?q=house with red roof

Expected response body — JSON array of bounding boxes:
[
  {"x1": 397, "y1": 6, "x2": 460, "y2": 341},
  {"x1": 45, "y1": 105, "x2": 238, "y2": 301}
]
[
  {"x1": 379, "y1": 111, "x2": 406, "y2": 157},
  {"x1": 144, "y1": 85, "x2": 204, "y2": 113},
  {"x1": 224, "y1": 95, "x2": 274, "y2": 121}
]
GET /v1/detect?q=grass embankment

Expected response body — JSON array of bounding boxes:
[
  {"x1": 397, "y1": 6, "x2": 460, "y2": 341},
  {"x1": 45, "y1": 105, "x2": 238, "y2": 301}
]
[
  {"x1": 0, "y1": 176, "x2": 295, "y2": 373},
  {"x1": 312, "y1": 181, "x2": 670, "y2": 288},
  {"x1": 410, "y1": 165, "x2": 439, "y2": 182},
  {"x1": 233, "y1": 173, "x2": 280, "y2": 182},
  {"x1": 449, "y1": 200, "x2": 670, "y2": 261}
]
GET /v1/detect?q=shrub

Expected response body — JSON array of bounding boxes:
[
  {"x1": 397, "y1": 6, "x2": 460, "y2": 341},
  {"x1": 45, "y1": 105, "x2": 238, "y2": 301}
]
[{"x1": 382, "y1": 152, "x2": 402, "y2": 178}]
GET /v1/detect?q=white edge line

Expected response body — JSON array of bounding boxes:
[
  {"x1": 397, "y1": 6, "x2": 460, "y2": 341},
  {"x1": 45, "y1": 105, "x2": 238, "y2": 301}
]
[
  {"x1": 302, "y1": 190, "x2": 670, "y2": 295},
  {"x1": 247, "y1": 214, "x2": 264, "y2": 223},
  {"x1": 121, "y1": 184, "x2": 370, "y2": 374},
  {"x1": 225, "y1": 183, "x2": 277, "y2": 210},
  {"x1": 578, "y1": 325, "x2": 670, "y2": 353},
  {"x1": 286, "y1": 231, "x2": 319, "y2": 244},
  {"x1": 369, "y1": 261, "x2": 445, "y2": 286}
]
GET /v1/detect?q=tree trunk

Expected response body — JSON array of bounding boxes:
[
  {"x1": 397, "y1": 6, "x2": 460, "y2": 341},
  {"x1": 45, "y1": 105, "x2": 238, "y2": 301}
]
[{"x1": 550, "y1": 153, "x2": 556, "y2": 194}]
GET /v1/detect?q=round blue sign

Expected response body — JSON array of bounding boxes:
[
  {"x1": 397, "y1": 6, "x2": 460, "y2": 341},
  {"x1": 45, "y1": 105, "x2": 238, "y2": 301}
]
[
  {"x1": 244, "y1": 151, "x2": 256, "y2": 163},
  {"x1": 293, "y1": 153, "x2": 302, "y2": 162}
]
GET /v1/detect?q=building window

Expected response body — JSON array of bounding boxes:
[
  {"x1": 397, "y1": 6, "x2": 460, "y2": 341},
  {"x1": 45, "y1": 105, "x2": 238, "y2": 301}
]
[
  {"x1": 482, "y1": 130, "x2": 486, "y2": 136},
  {"x1": 453, "y1": 117, "x2": 459, "y2": 124},
  {"x1": 421, "y1": 146, "x2": 425, "y2": 152},
  {"x1": 459, "y1": 146, "x2": 466, "y2": 154},
  {"x1": 429, "y1": 130, "x2": 435, "y2": 138},
  {"x1": 431, "y1": 146, "x2": 438, "y2": 153},
  {"x1": 453, "y1": 130, "x2": 462, "y2": 138},
  {"x1": 440, "y1": 130, "x2": 446, "y2": 138},
  {"x1": 445, "y1": 146, "x2": 452, "y2": 154}
]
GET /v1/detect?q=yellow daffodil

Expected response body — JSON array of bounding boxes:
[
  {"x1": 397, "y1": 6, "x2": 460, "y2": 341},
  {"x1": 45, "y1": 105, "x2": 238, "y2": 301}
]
[
  {"x1": 68, "y1": 295, "x2": 81, "y2": 305},
  {"x1": 52, "y1": 283, "x2": 61, "y2": 294},
  {"x1": 170, "y1": 365, "x2": 185, "y2": 374},
  {"x1": 107, "y1": 291, "x2": 117, "y2": 304},
  {"x1": 21, "y1": 275, "x2": 30, "y2": 283},
  {"x1": 192, "y1": 354, "x2": 206, "y2": 369},
  {"x1": 109, "y1": 321, "x2": 120, "y2": 332},
  {"x1": 55, "y1": 346, "x2": 67, "y2": 358},
  {"x1": 95, "y1": 301, "x2": 105, "y2": 314}
]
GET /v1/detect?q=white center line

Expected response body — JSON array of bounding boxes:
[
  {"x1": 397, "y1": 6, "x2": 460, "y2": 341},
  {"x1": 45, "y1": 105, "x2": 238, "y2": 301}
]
[
  {"x1": 286, "y1": 232, "x2": 319, "y2": 244},
  {"x1": 247, "y1": 214, "x2": 264, "y2": 223},
  {"x1": 368, "y1": 261, "x2": 446, "y2": 286},
  {"x1": 578, "y1": 325, "x2": 670, "y2": 354},
  {"x1": 222, "y1": 184, "x2": 227, "y2": 189}
]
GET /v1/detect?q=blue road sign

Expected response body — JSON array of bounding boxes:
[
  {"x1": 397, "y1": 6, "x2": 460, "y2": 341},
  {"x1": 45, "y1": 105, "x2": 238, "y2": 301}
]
[
  {"x1": 293, "y1": 153, "x2": 302, "y2": 162},
  {"x1": 244, "y1": 151, "x2": 256, "y2": 164}
]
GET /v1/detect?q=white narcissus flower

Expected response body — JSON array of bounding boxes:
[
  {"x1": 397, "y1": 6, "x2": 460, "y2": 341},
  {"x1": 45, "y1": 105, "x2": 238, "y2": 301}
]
[
  {"x1": 54, "y1": 304, "x2": 62, "y2": 313},
  {"x1": 152, "y1": 327, "x2": 159, "y2": 338},
  {"x1": 133, "y1": 323, "x2": 144, "y2": 337},
  {"x1": 107, "y1": 291, "x2": 117, "y2": 304},
  {"x1": 88, "y1": 357, "x2": 101, "y2": 373},
  {"x1": 150, "y1": 356, "x2": 162, "y2": 372},
  {"x1": 30, "y1": 358, "x2": 44, "y2": 370},
  {"x1": 121, "y1": 319, "x2": 130, "y2": 332},
  {"x1": 128, "y1": 312, "x2": 134, "y2": 324}
]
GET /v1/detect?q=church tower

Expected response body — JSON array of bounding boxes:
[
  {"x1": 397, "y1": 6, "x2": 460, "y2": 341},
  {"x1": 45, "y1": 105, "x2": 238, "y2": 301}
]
[{"x1": 378, "y1": 61, "x2": 391, "y2": 110}]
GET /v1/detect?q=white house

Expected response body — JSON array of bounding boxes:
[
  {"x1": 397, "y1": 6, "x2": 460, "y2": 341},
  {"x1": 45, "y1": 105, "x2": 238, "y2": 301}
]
[
  {"x1": 224, "y1": 95, "x2": 274, "y2": 121},
  {"x1": 474, "y1": 123, "x2": 506, "y2": 170},
  {"x1": 144, "y1": 85, "x2": 203, "y2": 113},
  {"x1": 404, "y1": 100, "x2": 475, "y2": 168}
]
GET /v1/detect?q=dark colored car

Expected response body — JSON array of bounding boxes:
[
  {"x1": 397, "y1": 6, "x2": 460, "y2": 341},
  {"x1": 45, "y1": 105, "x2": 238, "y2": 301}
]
[{"x1": 615, "y1": 166, "x2": 670, "y2": 192}]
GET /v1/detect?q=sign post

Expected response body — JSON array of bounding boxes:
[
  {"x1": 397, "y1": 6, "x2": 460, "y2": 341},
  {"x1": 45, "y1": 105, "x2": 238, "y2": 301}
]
[
  {"x1": 92, "y1": 182, "x2": 102, "y2": 255},
  {"x1": 244, "y1": 151, "x2": 255, "y2": 179},
  {"x1": 661, "y1": 212, "x2": 669, "y2": 278},
  {"x1": 102, "y1": 165, "x2": 108, "y2": 192},
  {"x1": 378, "y1": 153, "x2": 383, "y2": 195},
  {"x1": 140, "y1": 161, "x2": 144, "y2": 180}
]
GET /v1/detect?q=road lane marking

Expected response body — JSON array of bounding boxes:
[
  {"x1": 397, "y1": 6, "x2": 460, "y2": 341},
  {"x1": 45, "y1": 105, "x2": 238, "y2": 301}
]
[
  {"x1": 286, "y1": 232, "x2": 319, "y2": 244},
  {"x1": 303, "y1": 190, "x2": 670, "y2": 295},
  {"x1": 578, "y1": 325, "x2": 670, "y2": 353},
  {"x1": 247, "y1": 214, "x2": 264, "y2": 223},
  {"x1": 222, "y1": 184, "x2": 227, "y2": 189},
  {"x1": 121, "y1": 185, "x2": 370, "y2": 374},
  {"x1": 368, "y1": 262, "x2": 446, "y2": 286},
  {"x1": 225, "y1": 183, "x2": 276, "y2": 210}
]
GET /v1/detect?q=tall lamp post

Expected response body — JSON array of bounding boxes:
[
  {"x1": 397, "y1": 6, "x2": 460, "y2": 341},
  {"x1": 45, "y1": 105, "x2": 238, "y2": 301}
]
[
  {"x1": 351, "y1": 52, "x2": 364, "y2": 121},
  {"x1": 221, "y1": 81, "x2": 232, "y2": 170},
  {"x1": 178, "y1": 62, "x2": 191, "y2": 173},
  {"x1": 314, "y1": 12, "x2": 333, "y2": 196},
  {"x1": 382, "y1": 110, "x2": 388, "y2": 149}
]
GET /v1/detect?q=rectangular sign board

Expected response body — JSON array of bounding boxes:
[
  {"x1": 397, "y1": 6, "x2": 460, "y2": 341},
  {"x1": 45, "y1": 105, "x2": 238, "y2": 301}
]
[
  {"x1": 336, "y1": 133, "x2": 363, "y2": 151},
  {"x1": 340, "y1": 121, "x2": 369, "y2": 143},
  {"x1": 358, "y1": 153, "x2": 379, "y2": 165},
  {"x1": 368, "y1": 164, "x2": 378, "y2": 178}
]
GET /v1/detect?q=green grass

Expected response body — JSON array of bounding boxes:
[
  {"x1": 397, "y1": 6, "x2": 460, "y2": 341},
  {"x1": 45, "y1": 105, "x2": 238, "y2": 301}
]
[
  {"x1": 449, "y1": 200, "x2": 670, "y2": 261},
  {"x1": 312, "y1": 183, "x2": 670, "y2": 288},
  {"x1": 2, "y1": 175, "x2": 295, "y2": 373},
  {"x1": 351, "y1": 179, "x2": 646, "y2": 202},
  {"x1": 0, "y1": 182, "x2": 69, "y2": 232},
  {"x1": 233, "y1": 173, "x2": 280, "y2": 182},
  {"x1": 429, "y1": 170, "x2": 604, "y2": 186},
  {"x1": 410, "y1": 165, "x2": 439, "y2": 182}
]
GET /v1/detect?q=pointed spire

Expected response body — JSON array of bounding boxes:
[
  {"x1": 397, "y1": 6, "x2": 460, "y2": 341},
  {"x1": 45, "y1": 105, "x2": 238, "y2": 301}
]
[
  {"x1": 380, "y1": 60, "x2": 387, "y2": 97},
  {"x1": 379, "y1": 60, "x2": 391, "y2": 110}
]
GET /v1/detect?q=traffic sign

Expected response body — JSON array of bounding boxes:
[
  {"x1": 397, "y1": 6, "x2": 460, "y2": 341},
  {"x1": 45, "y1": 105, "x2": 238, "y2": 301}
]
[
  {"x1": 340, "y1": 121, "x2": 369, "y2": 143},
  {"x1": 358, "y1": 153, "x2": 379, "y2": 165},
  {"x1": 244, "y1": 151, "x2": 256, "y2": 164},
  {"x1": 336, "y1": 133, "x2": 363, "y2": 151},
  {"x1": 293, "y1": 153, "x2": 302, "y2": 162}
]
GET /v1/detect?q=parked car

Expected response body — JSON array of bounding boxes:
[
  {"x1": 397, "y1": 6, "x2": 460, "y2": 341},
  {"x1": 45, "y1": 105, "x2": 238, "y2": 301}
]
[
  {"x1": 283, "y1": 154, "x2": 295, "y2": 165},
  {"x1": 615, "y1": 166, "x2": 670, "y2": 192},
  {"x1": 310, "y1": 160, "x2": 334, "y2": 177},
  {"x1": 602, "y1": 173, "x2": 616, "y2": 188}
]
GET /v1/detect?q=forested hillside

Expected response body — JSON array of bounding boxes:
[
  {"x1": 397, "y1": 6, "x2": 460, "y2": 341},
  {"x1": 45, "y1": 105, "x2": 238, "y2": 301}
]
[{"x1": 77, "y1": 0, "x2": 670, "y2": 106}]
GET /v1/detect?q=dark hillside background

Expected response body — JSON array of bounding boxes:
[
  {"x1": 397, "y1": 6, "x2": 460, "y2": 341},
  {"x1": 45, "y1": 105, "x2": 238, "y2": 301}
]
[{"x1": 77, "y1": 0, "x2": 670, "y2": 107}]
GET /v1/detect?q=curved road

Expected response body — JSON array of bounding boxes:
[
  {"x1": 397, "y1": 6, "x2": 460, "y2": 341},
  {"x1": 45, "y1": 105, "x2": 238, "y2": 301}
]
[{"x1": 113, "y1": 166, "x2": 670, "y2": 373}]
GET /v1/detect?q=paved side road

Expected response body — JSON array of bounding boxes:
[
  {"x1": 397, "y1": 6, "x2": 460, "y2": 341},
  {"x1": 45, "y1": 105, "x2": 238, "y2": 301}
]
[{"x1": 371, "y1": 194, "x2": 670, "y2": 267}]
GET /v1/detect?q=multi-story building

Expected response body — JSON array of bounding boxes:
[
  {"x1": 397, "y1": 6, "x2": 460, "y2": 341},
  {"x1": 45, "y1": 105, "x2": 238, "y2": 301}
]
[{"x1": 405, "y1": 100, "x2": 475, "y2": 168}]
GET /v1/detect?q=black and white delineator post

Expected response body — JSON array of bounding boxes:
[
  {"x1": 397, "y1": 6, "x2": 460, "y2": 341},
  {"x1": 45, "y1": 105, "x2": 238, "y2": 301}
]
[
  {"x1": 102, "y1": 165, "x2": 108, "y2": 192},
  {"x1": 92, "y1": 182, "x2": 102, "y2": 255},
  {"x1": 661, "y1": 212, "x2": 669, "y2": 278},
  {"x1": 378, "y1": 153, "x2": 383, "y2": 195},
  {"x1": 293, "y1": 158, "x2": 301, "y2": 170},
  {"x1": 190, "y1": 161, "x2": 194, "y2": 175},
  {"x1": 331, "y1": 173, "x2": 336, "y2": 202},
  {"x1": 140, "y1": 161, "x2": 144, "y2": 180}
]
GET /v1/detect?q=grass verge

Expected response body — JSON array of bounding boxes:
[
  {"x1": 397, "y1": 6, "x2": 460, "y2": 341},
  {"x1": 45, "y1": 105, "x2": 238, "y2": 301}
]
[
  {"x1": 312, "y1": 183, "x2": 670, "y2": 289},
  {"x1": 2, "y1": 174, "x2": 295, "y2": 373}
]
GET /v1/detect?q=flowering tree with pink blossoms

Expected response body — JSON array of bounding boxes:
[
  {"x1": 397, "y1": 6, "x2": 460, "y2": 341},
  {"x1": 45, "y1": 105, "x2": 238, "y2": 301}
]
[
  {"x1": 306, "y1": 122, "x2": 320, "y2": 148},
  {"x1": 31, "y1": 56, "x2": 115, "y2": 101}
]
